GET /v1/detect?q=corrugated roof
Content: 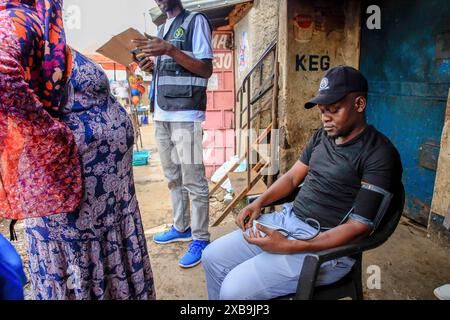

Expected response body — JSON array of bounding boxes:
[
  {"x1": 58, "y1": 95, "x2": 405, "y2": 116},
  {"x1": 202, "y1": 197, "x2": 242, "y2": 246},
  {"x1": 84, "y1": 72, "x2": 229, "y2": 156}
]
[{"x1": 149, "y1": 0, "x2": 252, "y2": 27}]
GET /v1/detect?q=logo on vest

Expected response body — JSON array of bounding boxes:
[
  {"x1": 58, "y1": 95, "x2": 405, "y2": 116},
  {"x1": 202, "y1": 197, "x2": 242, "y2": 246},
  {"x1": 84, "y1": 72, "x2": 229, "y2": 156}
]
[
  {"x1": 174, "y1": 27, "x2": 185, "y2": 39},
  {"x1": 319, "y1": 77, "x2": 330, "y2": 91}
]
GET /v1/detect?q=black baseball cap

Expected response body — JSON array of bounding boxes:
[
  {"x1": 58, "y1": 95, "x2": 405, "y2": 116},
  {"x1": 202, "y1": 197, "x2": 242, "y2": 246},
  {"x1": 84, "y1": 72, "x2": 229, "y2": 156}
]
[{"x1": 305, "y1": 65, "x2": 368, "y2": 109}]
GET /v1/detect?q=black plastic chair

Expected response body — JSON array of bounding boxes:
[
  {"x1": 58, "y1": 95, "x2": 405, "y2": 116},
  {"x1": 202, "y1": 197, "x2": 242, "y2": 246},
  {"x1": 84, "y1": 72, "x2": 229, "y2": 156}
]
[{"x1": 247, "y1": 183, "x2": 405, "y2": 300}]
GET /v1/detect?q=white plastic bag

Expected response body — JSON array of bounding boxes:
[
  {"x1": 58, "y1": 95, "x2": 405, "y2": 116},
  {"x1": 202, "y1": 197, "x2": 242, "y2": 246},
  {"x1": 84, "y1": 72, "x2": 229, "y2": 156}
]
[{"x1": 211, "y1": 155, "x2": 247, "y2": 192}]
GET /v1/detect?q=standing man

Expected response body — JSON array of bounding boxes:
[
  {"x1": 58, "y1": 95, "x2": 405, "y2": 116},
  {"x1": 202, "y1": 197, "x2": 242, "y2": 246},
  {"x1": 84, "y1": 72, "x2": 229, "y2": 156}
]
[{"x1": 133, "y1": 0, "x2": 213, "y2": 268}]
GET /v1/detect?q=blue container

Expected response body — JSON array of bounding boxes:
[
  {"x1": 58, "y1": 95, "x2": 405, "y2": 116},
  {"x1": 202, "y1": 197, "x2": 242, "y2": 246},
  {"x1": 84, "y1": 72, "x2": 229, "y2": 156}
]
[
  {"x1": 132, "y1": 150, "x2": 150, "y2": 166},
  {"x1": 139, "y1": 115, "x2": 148, "y2": 125}
]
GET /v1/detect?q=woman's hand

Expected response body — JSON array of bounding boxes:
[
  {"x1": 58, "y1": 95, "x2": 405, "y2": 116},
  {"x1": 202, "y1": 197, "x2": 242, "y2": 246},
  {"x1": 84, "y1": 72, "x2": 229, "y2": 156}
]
[{"x1": 235, "y1": 203, "x2": 262, "y2": 231}]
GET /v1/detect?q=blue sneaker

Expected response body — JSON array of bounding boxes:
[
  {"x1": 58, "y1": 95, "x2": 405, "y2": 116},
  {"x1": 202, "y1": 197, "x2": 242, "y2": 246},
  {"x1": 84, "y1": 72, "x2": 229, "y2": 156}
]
[
  {"x1": 153, "y1": 226, "x2": 192, "y2": 244},
  {"x1": 179, "y1": 240, "x2": 209, "y2": 268}
]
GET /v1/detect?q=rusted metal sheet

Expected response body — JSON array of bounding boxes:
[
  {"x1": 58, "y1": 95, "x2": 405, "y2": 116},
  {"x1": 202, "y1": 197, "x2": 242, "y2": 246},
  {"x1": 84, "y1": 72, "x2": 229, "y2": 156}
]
[
  {"x1": 436, "y1": 32, "x2": 450, "y2": 60},
  {"x1": 419, "y1": 141, "x2": 440, "y2": 171}
]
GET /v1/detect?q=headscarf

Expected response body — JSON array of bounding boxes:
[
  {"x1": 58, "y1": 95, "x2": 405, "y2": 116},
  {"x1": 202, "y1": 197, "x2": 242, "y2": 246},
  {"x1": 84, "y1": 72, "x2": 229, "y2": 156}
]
[
  {"x1": 0, "y1": 0, "x2": 82, "y2": 223},
  {"x1": 2, "y1": 0, "x2": 69, "y2": 110}
]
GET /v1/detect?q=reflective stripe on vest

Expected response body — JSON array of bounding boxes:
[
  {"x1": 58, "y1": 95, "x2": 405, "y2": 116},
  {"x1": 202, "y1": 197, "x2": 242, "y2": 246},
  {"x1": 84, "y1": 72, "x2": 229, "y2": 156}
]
[{"x1": 158, "y1": 76, "x2": 208, "y2": 87}]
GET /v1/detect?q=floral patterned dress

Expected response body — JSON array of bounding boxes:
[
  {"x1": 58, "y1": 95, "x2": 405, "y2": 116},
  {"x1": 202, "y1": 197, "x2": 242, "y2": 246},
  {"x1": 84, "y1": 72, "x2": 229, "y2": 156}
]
[
  {"x1": 1, "y1": 0, "x2": 155, "y2": 300},
  {"x1": 23, "y1": 50, "x2": 156, "y2": 300}
]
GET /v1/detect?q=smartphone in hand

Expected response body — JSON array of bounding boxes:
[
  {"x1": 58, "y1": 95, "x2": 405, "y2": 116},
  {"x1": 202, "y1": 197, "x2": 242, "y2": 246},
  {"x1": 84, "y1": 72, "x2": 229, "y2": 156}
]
[
  {"x1": 131, "y1": 48, "x2": 146, "y2": 63},
  {"x1": 252, "y1": 220, "x2": 289, "y2": 237}
]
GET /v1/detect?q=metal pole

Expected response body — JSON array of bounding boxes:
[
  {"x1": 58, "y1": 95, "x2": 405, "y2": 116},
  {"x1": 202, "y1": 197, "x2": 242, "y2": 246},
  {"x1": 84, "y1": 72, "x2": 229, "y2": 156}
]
[
  {"x1": 238, "y1": 89, "x2": 243, "y2": 156},
  {"x1": 268, "y1": 46, "x2": 279, "y2": 188},
  {"x1": 246, "y1": 78, "x2": 251, "y2": 189},
  {"x1": 143, "y1": 13, "x2": 148, "y2": 33},
  {"x1": 126, "y1": 70, "x2": 141, "y2": 152}
]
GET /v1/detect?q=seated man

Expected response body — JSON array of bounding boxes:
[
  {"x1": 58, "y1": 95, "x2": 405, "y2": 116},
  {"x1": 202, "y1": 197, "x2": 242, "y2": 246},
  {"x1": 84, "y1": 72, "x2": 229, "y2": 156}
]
[{"x1": 202, "y1": 65, "x2": 403, "y2": 300}]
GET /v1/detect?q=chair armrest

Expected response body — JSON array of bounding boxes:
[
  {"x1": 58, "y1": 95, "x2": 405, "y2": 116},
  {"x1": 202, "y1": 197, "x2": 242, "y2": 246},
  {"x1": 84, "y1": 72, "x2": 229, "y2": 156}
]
[
  {"x1": 315, "y1": 239, "x2": 378, "y2": 263},
  {"x1": 310, "y1": 230, "x2": 393, "y2": 264},
  {"x1": 314, "y1": 208, "x2": 403, "y2": 263},
  {"x1": 293, "y1": 242, "x2": 369, "y2": 300}
]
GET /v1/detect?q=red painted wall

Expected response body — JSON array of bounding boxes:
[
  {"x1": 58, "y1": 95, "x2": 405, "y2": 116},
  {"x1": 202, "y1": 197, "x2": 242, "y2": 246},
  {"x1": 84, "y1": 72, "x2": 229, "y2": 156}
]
[{"x1": 203, "y1": 31, "x2": 236, "y2": 178}]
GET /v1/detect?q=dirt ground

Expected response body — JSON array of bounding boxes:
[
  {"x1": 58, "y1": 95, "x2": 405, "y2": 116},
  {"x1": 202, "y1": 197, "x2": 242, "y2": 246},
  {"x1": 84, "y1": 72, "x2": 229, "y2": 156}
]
[{"x1": 1, "y1": 120, "x2": 449, "y2": 300}]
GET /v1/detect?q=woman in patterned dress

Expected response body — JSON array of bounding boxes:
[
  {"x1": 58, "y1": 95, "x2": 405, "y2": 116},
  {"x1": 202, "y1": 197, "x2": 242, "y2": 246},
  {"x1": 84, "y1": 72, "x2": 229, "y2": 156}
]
[{"x1": 0, "y1": 0, "x2": 155, "y2": 299}]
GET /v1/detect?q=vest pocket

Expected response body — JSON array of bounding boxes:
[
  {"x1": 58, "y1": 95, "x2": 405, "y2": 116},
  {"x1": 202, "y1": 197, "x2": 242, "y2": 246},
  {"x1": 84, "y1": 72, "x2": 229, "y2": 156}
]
[{"x1": 159, "y1": 74, "x2": 193, "y2": 98}]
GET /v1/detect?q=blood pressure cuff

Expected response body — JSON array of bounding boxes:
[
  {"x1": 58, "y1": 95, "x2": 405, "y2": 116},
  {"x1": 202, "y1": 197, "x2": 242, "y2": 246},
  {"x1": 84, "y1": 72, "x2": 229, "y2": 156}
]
[{"x1": 350, "y1": 183, "x2": 393, "y2": 230}]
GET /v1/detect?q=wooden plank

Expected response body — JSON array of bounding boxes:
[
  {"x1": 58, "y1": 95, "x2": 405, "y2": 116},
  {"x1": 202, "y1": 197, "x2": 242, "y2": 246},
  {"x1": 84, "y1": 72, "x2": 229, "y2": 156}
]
[
  {"x1": 208, "y1": 123, "x2": 273, "y2": 198},
  {"x1": 212, "y1": 163, "x2": 268, "y2": 227},
  {"x1": 227, "y1": 2, "x2": 254, "y2": 28},
  {"x1": 431, "y1": 88, "x2": 450, "y2": 217}
]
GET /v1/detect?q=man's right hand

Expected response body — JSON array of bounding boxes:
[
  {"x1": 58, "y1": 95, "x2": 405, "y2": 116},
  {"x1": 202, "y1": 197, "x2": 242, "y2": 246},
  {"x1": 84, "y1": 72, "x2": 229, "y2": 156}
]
[
  {"x1": 235, "y1": 203, "x2": 262, "y2": 231},
  {"x1": 138, "y1": 56, "x2": 155, "y2": 73}
]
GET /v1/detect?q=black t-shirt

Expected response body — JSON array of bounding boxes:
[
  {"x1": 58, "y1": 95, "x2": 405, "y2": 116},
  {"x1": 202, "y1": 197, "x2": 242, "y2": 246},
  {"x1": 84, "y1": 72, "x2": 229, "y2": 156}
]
[{"x1": 293, "y1": 125, "x2": 403, "y2": 229}]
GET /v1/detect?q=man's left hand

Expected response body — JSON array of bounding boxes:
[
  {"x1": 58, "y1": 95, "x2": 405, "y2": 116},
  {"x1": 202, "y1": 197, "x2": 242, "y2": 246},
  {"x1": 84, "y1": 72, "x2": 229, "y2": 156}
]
[
  {"x1": 243, "y1": 224, "x2": 293, "y2": 254},
  {"x1": 133, "y1": 33, "x2": 174, "y2": 57}
]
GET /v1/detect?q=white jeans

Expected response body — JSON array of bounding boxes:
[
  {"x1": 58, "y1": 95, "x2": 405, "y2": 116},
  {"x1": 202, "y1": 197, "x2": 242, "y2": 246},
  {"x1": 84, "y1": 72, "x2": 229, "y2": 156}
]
[{"x1": 202, "y1": 204, "x2": 355, "y2": 300}]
